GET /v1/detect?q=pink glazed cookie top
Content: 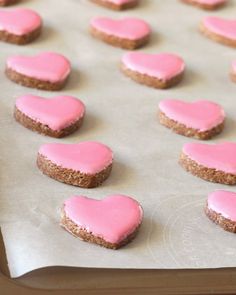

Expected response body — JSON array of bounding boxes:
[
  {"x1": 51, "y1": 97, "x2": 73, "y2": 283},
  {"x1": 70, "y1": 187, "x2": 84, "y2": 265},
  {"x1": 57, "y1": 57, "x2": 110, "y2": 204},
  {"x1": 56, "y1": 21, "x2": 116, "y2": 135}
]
[
  {"x1": 106, "y1": 0, "x2": 137, "y2": 3},
  {"x1": 202, "y1": 16, "x2": 236, "y2": 40},
  {"x1": 183, "y1": 142, "x2": 236, "y2": 174},
  {"x1": 7, "y1": 52, "x2": 71, "y2": 83},
  {"x1": 159, "y1": 99, "x2": 225, "y2": 131},
  {"x1": 39, "y1": 141, "x2": 113, "y2": 174},
  {"x1": 91, "y1": 17, "x2": 150, "y2": 40},
  {"x1": 194, "y1": 0, "x2": 226, "y2": 3},
  {"x1": 208, "y1": 190, "x2": 236, "y2": 221},
  {"x1": 0, "y1": 8, "x2": 42, "y2": 35},
  {"x1": 15, "y1": 95, "x2": 85, "y2": 131},
  {"x1": 64, "y1": 195, "x2": 143, "y2": 244},
  {"x1": 122, "y1": 52, "x2": 185, "y2": 80}
]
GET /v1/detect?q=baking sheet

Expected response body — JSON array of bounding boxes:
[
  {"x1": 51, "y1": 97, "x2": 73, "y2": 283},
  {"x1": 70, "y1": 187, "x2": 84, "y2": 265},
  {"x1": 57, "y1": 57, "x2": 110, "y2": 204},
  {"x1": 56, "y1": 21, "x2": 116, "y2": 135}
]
[{"x1": 1, "y1": 0, "x2": 236, "y2": 278}]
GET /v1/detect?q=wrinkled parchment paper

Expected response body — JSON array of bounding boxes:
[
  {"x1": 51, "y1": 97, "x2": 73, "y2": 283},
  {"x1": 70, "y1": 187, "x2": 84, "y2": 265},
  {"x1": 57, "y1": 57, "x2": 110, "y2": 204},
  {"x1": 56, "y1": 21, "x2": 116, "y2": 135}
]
[{"x1": 1, "y1": 0, "x2": 236, "y2": 278}]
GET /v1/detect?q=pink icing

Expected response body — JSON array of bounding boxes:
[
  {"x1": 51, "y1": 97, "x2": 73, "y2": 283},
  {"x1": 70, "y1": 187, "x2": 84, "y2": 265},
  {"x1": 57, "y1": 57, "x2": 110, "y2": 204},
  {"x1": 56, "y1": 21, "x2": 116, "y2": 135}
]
[
  {"x1": 64, "y1": 194, "x2": 143, "y2": 244},
  {"x1": 208, "y1": 190, "x2": 236, "y2": 221},
  {"x1": 203, "y1": 16, "x2": 236, "y2": 40},
  {"x1": 39, "y1": 141, "x2": 113, "y2": 174},
  {"x1": 0, "y1": 8, "x2": 42, "y2": 35},
  {"x1": 159, "y1": 99, "x2": 225, "y2": 131},
  {"x1": 15, "y1": 95, "x2": 85, "y2": 131},
  {"x1": 183, "y1": 142, "x2": 236, "y2": 174},
  {"x1": 7, "y1": 52, "x2": 71, "y2": 83},
  {"x1": 91, "y1": 17, "x2": 150, "y2": 40},
  {"x1": 193, "y1": 0, "x2": 226, "y2": 4},
  {"x1": 105, "y1": 0, "x2": 137, "y2": 4},
  {"x1": 122, "y1": 52, "x2": 185, "y2": 80}
]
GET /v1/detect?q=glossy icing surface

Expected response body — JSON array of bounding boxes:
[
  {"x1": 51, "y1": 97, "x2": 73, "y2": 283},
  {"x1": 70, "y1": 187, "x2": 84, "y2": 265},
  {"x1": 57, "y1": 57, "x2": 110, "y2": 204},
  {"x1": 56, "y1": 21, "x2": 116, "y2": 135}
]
[
  {"x1": 183, "y1": 142, "x2": 236, "y2": 173},
  {"x1": 64, "y1": 194, "x2": 143, "y2": 243},
  {"x1": 202, "y1": 16, "x2": 236, "y2": 40},
  {"x1": 193, "y1": 0, "x2": 226, "y2": 4},
  {"x1": 7, "y1": 52, "x2": 71, "y2": 82},
  {"x1": 106, "y1": 0, "x2": 137, "y2": 4},
  {"x1": 39, "y1": 141, "x2": 113, "y2": 174},
  {"x1": 91, "y1": 17, "x2": 150, "y2": 40},
  {"x1": 159, "y1": 99, "x2": 225, "y2": 131},
  {"x1": 0, "y1": 8, "x2": 42, "y2": 35},
  {"x1": 122, "y1": 52, "x2": 185, "y2": 80},
  {"x1": 16, "y1": 95, "x2": 85, "y2": 130},
  {"x1": 208, "y1": 190, "x2": 236, "y2": 221}
]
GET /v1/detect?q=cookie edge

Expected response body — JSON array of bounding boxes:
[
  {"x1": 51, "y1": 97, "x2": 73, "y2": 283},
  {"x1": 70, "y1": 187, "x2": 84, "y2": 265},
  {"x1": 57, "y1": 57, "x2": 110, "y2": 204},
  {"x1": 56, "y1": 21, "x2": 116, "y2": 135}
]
[
  {"x1": 37, "y1": 153, "x2": 113, "y2": 188},
  {"x1": 5, "y1": 66, "x2": 69, "y2": 91},
  {"x1": 205, "y1": 204, "x2": 236, "y2": 233},
  {"x1": 14, "y1": 106, "x2": 84, "y2": 138},
  {"x1": 61, "y1": 207, "x2": 141, "y2": 249},
  {"x1": 90, "y1": 26, "x2": 150, "y2": 50},
  {"x1": 200, "y1": 22, "x2": 236, "y2": 48},
  {"x1": 121, "y1": 63, "x2": 184, "y2": 89},
  {"x1": 159, "y1": 111, "x2": 224, "y2": 140},
  {"x1": 181, "y1": 0, "x2": 226, "y2": 10},
  {"x1": 89, "y1": 0, "x2": 139, "y2": 10},
  {"x1": 179, "y1": 152, "x2": 236, "y2": 185}
]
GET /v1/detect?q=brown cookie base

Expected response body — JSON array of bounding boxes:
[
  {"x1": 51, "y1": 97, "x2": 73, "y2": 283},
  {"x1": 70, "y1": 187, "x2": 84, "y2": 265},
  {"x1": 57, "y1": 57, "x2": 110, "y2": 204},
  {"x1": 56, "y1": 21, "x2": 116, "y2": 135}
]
[
  {"x1": 205, "y1": 205, "x2": 236, "y2": 233},
  {"x1": 14, "y1": 107, "x2": 84, "y2": 138},
  {"x1": 90, "y1": 27, "x2": 149, "y2": 50},
  {"x1": 37, "y1": 154, "x2": 112, "y2": 188},
  {"x1": 200, "y1": 22, "x2": 236, "y2": 48},
  {"x1": 90, "y1": 0, "x2": 138, "y2": 10},
  {"x1": 0, "y1": 0, "x2": 18, "y2": 6},
  {"x1": 179, "y1": 152, "x2": 236, "y2": 185},
  {"x1": 230, "y1": 71, "x2": 236, "y2": 83},
  {"x1": 121, "y1": 63, "x2": 184, "y2": 89},
  {"x1": 159, "y1": 111, "x2": 224, "y2": 140},
  {"x1": 61, "y1": 209, "x2": 140, "y2": 249},
  {"x1": 181, "y1": 0, "x2": 226, "y2": 10},
  {"x1": 0, "y1": 26, "x2": 41, "y2": 45},
  {"x1": 5, "y1": 67, "x2": 68, "y2": 91}
]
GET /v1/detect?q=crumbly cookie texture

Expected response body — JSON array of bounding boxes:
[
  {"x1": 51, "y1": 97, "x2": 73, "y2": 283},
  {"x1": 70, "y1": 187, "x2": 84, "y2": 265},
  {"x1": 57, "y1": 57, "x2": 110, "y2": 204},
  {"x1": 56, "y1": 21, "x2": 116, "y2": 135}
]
[
  {"x1": 158, "y1": 99, "x2": 225, "y2": 139},
  {"x1": 205, "y1": 190, "x2": 236, "y2": 233},
  {"x1": 6, "y1": 52, "x2": 71, "y2": 91},
  {"x1": 37, "y1": 142, "x2": 113, "y2": 188},
  {"x1": 90, "y1": 0, "x2": 139, "y2": 10},
  {"x1": 0, "y1": 8, "x2": 42, "y2": 45},
  {"x1": 121, "y1": 52, "x2": 185, "y2": 89},
  {"x1": 0, "y1": 0, "x2": 19, "y2": 6},
  {"x1": 14, "y1": 95, "x2": 85, "y2": 138},
  {"x1": 179, "y1": 142, "x2": 236, "y2": 185},
  {"x1": 90, "y1": 17, "x2": 150, "y2": 50},
  {"x1": 200, "y1": 16, "x2": 236, "y2": 48},
  {"x1": 181, "y1": 0, "x2": 227, "y2": 10},
  {"x1": 61, "y1": 195, "x2": 143, "y2": 249}
]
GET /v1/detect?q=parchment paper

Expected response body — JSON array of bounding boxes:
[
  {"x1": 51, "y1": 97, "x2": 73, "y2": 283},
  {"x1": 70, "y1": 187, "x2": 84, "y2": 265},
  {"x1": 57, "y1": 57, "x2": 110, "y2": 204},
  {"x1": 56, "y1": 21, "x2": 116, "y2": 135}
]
[{"x1": 1, "y1": 0, "x2": 236, "y2": 278}]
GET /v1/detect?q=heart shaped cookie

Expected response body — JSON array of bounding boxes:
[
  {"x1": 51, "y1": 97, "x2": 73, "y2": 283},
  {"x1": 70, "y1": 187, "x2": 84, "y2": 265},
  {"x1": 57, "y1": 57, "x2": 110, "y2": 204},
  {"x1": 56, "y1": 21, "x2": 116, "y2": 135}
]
[
  {"x1": 90, "y1": 0, "x2": 139, "y2": 10},
  {"x1": 121, "y1": 52, "x2": 185, "y2": 89},
  {"x1": 179, "y1": 142, "x2": 236, "y2": 184},
  {"x1": 0, "y1": 0, "x2": 19, "y2": 6},
  {"x1": 181, "y1": 0, "x2": 227, "y2": 10},
  {"x1": 6, "y1": 52, "x2": 71, "y2": 91},
  {"x1": 159, "y1": 99, "x2": 225, "y2": 139},
  {"x1": 200, "y1": 16, "x2": 236, "y2": 47},
  {"x1": 37, "y1": 141, "x2": 113, "y2": 188},
  {"x1": 90, "y1": 17, "x2": 151, "y2": 49},
  {"x1": 15, "y1": 95, "x2": 85, "y2": 138},
  {"x1": 0, "y1": 8, "x2": 42, "y2": 44},
  {"x1": 61, "y1": 194, "x2": 143, "y2": 249},
  {"x1": 206, "y1": 190, "x2": 236, "y2": 233}
]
